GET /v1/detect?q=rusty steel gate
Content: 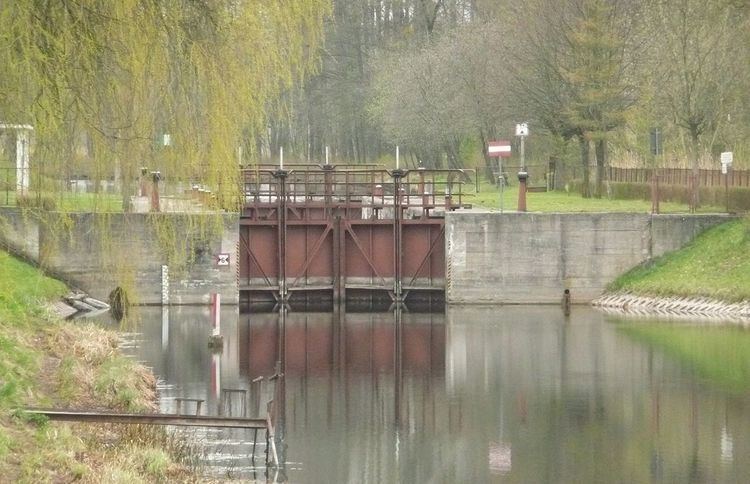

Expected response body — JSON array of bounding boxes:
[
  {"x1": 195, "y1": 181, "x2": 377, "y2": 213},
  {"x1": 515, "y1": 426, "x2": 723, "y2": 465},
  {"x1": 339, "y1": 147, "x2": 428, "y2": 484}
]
[{"x1": 239, "y1": 164, "x2": 473, "y2": 306}]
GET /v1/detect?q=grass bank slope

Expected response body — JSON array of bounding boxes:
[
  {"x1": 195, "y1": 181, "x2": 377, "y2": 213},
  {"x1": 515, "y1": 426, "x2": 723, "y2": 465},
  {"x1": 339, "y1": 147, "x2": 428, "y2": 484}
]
[
  {"x1": 609, "y1": 220, "x2": 750, "y2": 302},
  {"x1": 0, "y1": 250, "x2": 197, "y2": 482}
]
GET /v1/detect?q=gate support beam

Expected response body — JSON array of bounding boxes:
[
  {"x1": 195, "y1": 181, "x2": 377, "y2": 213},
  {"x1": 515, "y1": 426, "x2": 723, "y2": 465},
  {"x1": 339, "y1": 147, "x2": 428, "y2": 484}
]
[
  {"x1": 273, "y1": 169, "x2": 289, "y2": 304},
  {"x1": 392, "y1": 169, "x2": 406, "y2": 304}
]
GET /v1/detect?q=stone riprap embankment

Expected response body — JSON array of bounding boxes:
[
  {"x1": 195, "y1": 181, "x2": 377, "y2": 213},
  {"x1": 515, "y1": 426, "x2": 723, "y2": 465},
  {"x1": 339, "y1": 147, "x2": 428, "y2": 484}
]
[{"x1": 593, "y1": 292, "x2": 750, "y2": 325}]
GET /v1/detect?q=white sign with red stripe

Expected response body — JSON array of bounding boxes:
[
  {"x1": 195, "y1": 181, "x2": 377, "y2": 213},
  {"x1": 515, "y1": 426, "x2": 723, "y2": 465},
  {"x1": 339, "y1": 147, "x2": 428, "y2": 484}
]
[{"x1": 488, "y1": 141, "x2": 512, "y2": 158}]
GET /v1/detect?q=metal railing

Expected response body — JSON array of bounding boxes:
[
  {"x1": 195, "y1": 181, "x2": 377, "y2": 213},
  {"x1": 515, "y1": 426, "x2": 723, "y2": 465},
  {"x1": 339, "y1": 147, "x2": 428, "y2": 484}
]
[{"x1": 240, "y1": 165, "x2": 477, "y2": 214}]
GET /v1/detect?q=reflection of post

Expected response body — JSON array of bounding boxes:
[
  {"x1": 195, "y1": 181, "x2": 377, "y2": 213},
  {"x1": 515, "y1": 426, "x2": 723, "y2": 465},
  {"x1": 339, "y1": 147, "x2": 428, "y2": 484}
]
[
  {"x1": 394, "y1": 308, "x2": 403, "y2": 429},
  {"x1": 211, "y1": 350, "x2": 221, "y2": 401},
  {"x1": 161, "y1": 306, "x2": 169, "y2": 351},
  {"x1": 276, "y1": 307, "x2": 287, "y2": 455}
]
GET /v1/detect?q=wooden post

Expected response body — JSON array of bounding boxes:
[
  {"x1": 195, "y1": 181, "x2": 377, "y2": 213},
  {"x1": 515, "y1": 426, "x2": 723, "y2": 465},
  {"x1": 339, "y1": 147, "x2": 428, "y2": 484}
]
[{"x1": 517, "y1": 171, "x2": 528, "y2": 212}]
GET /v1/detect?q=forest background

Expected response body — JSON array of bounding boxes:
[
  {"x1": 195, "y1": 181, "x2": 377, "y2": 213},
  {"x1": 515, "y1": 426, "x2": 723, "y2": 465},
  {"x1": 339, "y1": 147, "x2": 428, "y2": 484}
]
[{"x1": 0, "y1": 0, "x2": 749, "y2": 205}]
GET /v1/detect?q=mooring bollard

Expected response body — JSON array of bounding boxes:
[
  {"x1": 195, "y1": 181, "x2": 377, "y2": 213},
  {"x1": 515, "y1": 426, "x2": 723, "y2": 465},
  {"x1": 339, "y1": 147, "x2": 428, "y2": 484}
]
[
  {"x1": 517, "y1": 171, "x2": 528, "y2": 212},
  {"x1": 208, "y1": 293, "x2": 224, "y2": 349},
  {"x1": 562, "y1": 289, "x2": 571, "y2": 316},
  {"x1": 150, "y1": 171, "x2": 162, "y2": 212}
]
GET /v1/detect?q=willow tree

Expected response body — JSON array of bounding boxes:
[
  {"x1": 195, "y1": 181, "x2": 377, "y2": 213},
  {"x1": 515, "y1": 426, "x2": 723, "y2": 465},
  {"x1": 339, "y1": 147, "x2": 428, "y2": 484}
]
[{"x1": 0, "y1": 0, "x2": 330, "y2": 210}]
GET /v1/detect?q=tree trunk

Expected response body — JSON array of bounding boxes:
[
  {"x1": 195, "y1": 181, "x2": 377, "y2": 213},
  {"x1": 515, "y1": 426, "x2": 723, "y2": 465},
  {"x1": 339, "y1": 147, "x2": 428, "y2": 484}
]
[
  {"x1": 690, "y1": 131, "x2": 700, "y2": 212},
  {"x1": 594, "y1": 138, "x2": 606, "y2": 199},
  {"x1": 580, "y1": 137, "x2": 591, "y2": 198}
]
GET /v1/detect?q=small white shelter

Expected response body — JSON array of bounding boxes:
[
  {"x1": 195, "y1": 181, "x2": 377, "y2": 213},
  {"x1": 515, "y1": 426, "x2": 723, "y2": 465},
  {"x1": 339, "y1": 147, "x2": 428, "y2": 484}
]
[{"x1": 0, "y1": 123, "x2": 34, "y2": 195}]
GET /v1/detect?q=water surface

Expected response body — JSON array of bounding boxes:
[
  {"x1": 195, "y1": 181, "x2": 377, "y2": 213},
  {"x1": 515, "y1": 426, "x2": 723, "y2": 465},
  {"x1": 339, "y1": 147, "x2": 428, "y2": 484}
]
[{"x1": 116, "y1": 306, "x2": 750, "y2": 483}]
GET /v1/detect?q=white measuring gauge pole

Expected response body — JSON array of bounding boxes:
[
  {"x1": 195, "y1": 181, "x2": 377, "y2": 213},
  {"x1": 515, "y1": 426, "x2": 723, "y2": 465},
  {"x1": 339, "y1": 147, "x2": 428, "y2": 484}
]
[
  {"x1": 280, "y1": 146, "x2": 284, "y2": 169},
  {"x1": 396, "y1": 145, "x2": 400, "y2": 169}
]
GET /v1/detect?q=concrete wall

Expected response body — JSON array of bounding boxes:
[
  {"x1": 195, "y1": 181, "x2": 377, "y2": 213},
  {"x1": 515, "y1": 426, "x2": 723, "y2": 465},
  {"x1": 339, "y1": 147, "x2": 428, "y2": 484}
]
[
  {"x1": 0, "y1": 209, "x2": 239, "y2": 305},
  {"x1": 445, "y1": 212, "x2": 734, "y2": 304}
]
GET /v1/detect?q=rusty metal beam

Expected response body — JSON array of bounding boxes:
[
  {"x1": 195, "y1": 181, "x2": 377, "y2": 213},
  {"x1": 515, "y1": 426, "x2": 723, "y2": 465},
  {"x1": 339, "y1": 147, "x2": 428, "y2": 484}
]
[{"x1": 23, "y1": 408, "x2": 267, "y2": 429}]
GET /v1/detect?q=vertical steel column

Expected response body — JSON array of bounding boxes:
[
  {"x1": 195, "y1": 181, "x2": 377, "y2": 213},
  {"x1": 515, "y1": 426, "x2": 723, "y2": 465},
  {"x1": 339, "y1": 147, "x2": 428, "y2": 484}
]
[
  {"x1": 392, "y1": 169, "x2": 406, "y2": 303},
  {"x1": 322, "y1": 164, "x2": 334, "y2": 217},
  {"x1": 273, "y1": 169, "x2": 289, "y2": 303},
  {"x1": 332, "y1": 215, "x2": 342, "y2": 305}
]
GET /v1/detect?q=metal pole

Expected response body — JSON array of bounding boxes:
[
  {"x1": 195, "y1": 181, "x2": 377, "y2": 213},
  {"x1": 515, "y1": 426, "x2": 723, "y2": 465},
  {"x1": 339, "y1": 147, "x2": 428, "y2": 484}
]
[
  {"x1": 274, "y1": 169, "x2": 289, "y2": 304},
  {"x1": 392, "y1": 169, "x2": 405, "y2": 304},
  {"x1": 520, "y1": 135, "x2": 526, "y2": 172},
  {"x1": 499, "y1": 157, "x2": 504, "y2": 213}
]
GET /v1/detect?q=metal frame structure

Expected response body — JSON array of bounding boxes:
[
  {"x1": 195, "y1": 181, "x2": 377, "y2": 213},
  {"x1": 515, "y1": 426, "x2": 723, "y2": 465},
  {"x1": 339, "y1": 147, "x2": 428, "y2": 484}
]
[{"x1": 239, "y1": 164, "x2": 473, "y2": 306}]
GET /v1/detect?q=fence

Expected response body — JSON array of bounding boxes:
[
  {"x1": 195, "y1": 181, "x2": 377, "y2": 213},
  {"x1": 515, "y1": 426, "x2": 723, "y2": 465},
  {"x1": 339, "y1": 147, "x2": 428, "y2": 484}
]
[
  {"x1": 0, "y1": 165, "x2": 221, "y2": 212},
  {"x1": 607, "y1": 167, "x2": 750, "y2": 188}
]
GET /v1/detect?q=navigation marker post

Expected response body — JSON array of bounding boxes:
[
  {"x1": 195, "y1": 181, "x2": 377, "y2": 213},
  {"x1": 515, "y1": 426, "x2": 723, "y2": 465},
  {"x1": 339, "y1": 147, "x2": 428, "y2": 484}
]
[
  {"x1": 515, "y1": 123, "x2": 529, "y2": 171},
  {"x1": 488, "y1": 140, "x2": 512, "y2": 213}
]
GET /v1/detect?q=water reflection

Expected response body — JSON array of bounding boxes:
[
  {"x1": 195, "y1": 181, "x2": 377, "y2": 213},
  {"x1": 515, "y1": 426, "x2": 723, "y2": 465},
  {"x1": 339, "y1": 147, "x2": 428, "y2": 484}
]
[{"x1": 118, "y1": 305, "x2": 750, "y2": 483}]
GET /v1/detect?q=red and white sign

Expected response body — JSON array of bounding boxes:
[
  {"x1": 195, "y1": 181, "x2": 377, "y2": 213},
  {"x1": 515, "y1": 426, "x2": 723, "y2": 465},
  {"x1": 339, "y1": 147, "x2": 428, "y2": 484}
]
[{"x1": 488, "y1": 141, "x2": 512, "y2": 158}]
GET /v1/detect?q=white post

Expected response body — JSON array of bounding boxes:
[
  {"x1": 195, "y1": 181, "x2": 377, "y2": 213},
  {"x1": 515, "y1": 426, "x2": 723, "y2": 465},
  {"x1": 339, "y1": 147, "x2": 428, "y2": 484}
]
[
  {"x1": 325, "y1": 146, "x2": 329, "y2": 165},
  {"x1": 280, "y1": 146, "x2": 284, "y2": 170},
  {"x1": 396, "y1": 145, "x2": 400, "y2": 169},
  {"x1": 16, "y1": 130, "x2": 30, "y2": 195},
  {"x1": 161, "y1": 265, "x2": 169, "y2": 305}
]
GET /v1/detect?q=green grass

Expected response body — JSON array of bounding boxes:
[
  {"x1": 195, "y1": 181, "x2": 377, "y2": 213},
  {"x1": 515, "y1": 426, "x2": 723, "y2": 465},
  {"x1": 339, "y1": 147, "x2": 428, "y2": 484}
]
[
  {"x1": 0, "y1": 250, "x2": 196, "y2": 480},
  {"x1": 468, "y1": 183, "x2": 724, "y2": 213},
  {"x1": 0, "y1": 251, "x2": 67, "y2": 325},
  {"x1": 610, "y1": 220, "x2": 750, "y2": 301},
  {"x1": 620, "y1": 324, "x2": 750, "y2": 393},
  {"x1": 0, "y1": 251, "x2": 66, "y2": 410}
]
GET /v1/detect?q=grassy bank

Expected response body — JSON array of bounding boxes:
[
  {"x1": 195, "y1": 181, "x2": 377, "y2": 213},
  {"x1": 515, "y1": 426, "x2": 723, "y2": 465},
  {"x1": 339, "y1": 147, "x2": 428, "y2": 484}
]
[
  {"x1": 469, "y1": 184, "x2": 724, "y2": 213},
  {"x1": 609, "y1": 219, "x2": 750, "y2": 302},
  {"x1": 0, "y1": 250, "x2": 197, "y2": 482},
  {"x1": 619, "y1": 324, "x2": 750, "y2": 394}
]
